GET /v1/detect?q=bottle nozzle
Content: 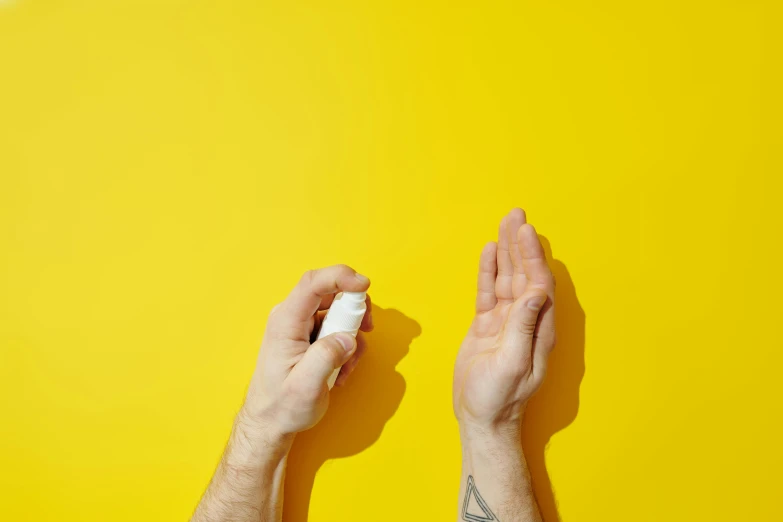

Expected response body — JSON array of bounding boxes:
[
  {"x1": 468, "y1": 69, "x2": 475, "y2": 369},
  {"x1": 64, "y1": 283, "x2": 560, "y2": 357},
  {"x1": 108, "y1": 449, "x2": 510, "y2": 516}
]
[{"x1": 340, "y1": 291, "x2": 366, "y2": 303}]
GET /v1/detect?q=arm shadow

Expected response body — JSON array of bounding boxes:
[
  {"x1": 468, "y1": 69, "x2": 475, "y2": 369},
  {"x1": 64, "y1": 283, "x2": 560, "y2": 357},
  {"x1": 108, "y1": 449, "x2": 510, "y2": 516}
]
[
  {"x1": 521, "y1": 236, "x2": 586, "y2": 522},
  {"x1": 283, "y1": 306, "x2": 421, "y2": 522}
]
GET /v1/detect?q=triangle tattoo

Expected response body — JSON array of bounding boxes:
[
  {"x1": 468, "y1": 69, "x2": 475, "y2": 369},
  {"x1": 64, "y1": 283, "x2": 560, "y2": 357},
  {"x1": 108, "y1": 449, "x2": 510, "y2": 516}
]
[{"x1": 462, "y1": 475, "x2": 499, "y2": 521}]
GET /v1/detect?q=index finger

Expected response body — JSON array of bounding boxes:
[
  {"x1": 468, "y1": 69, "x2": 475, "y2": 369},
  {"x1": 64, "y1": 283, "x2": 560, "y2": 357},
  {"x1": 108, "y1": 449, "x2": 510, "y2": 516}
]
[
  {"x1": 316, "y1": 292, "x2": 373, "y2": 331},
  {"x1": 518, "y1": 224, "x2": 554, "y2": 291},
  {"x1": 281, "y1": 264, "x2": 371, "y2": 324},
  {"x1": 517, "y1": 224, "x2": 556, "y2": 357}
]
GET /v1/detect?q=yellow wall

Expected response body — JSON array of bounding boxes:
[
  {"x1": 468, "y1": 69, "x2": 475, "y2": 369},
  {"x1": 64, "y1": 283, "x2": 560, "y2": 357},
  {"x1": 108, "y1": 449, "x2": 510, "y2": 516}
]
[{"x1": 1, "y1": 1, "x2": 779, "y2": 521}]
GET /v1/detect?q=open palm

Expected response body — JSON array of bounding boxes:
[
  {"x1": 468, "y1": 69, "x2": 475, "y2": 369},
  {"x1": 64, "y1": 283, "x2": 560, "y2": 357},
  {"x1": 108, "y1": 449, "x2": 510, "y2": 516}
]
[{"x1": 453, "y1": 209, "x2": 556, "y2": 429}]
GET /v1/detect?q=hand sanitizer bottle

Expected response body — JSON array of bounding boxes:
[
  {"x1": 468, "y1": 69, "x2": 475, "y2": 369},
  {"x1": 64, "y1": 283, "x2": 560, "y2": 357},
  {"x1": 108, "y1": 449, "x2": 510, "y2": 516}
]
[{"x1": 315, "y1": 291, "x2": 367, "y2": 389}]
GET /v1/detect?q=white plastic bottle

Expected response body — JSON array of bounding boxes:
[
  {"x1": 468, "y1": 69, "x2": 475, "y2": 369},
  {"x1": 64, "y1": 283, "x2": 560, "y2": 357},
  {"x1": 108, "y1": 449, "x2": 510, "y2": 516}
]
[{"x1": 315, "y1": 291, "x2": 367, "y2": 389}]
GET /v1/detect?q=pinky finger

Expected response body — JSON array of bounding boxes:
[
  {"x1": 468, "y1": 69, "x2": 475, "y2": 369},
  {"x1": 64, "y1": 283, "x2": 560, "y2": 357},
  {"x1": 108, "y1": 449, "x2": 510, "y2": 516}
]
[{"x1": 476, "y1": 242, "x2": 499, "y2": 313}]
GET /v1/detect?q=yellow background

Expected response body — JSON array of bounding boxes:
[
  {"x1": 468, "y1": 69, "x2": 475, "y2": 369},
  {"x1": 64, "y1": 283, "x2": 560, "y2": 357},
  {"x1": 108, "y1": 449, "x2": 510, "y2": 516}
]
[{"x1": 1, "y1": 1, "x2": 780, "y2": 521}]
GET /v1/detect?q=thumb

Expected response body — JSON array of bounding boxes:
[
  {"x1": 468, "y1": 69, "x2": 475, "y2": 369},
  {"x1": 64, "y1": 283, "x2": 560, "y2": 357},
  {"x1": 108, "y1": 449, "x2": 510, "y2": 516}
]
[
  {"x1": 497, "y1": 290, "x2": 548, "y2": 369},
  {"x1": 290, "y1": 332, "x2": 356, "y2": 393}
]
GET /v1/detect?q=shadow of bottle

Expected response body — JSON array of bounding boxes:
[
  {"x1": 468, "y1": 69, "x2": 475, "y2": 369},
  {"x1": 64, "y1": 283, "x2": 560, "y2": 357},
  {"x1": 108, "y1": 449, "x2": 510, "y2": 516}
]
[
  {"x1": 283, "y1": 305, "x2": 421, "y2": 522},
  {"x1": 521, "y1": 236, "x2": 586, "y2": 522}
]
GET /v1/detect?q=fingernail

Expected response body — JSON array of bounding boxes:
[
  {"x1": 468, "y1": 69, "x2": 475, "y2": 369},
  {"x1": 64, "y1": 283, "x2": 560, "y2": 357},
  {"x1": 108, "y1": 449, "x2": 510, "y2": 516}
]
[
  {"x1": 335, "y1": 333, "x2": 355, "y2": 353},
  {"x1": 527, "y1": 295, "x2": 546, "y2": 310},
  {"x1": 354, "y1": 273, "x2": 370, "y2": 285}
]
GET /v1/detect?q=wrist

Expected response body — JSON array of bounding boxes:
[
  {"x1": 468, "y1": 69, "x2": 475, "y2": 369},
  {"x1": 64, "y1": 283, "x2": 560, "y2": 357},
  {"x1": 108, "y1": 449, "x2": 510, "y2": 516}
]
[
  {"x1": 228, "y1": 408, "x2": 295, "y2": 469},
  {"x1": 459, "y1": 421, "x2": 530, "y2": 494},
  {"x1": 459, "y1": 420, "x2": 524, "y2": 457}
]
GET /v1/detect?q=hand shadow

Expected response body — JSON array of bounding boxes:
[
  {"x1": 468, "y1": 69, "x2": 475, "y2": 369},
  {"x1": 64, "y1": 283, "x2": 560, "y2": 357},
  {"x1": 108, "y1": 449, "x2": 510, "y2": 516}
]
[
  {"x1": 522, "y1": 236, "x2": 586, "y2": 522},
  {"x1": 283, "y1": 306, "x2": 421, "y2": 522}
]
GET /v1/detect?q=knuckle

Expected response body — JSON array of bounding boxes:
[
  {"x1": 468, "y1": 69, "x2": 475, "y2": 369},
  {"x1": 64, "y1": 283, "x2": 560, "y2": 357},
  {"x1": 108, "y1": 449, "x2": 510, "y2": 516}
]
[
  {"x1": 519, "y1": 322, "x2": 537, "y2": 336},
  {"x1": 514, "y1": 310, "x2": 538, "y2": 334},
  {"x1": 333, "y1": 263, "x2": 354, "y2": 276},
  {"x1": 301, "y1": 269, "x2": 317, "y2": 286},
  {"x1": 318, "y1": 341, "x2": 341, "y2": 364}
]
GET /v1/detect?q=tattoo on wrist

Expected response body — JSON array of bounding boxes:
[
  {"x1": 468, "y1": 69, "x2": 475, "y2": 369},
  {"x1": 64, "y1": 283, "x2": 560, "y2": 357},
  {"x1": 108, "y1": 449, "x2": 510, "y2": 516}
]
[{"x1": 462, "y1": 475, "x2": 499, "y2": 521}]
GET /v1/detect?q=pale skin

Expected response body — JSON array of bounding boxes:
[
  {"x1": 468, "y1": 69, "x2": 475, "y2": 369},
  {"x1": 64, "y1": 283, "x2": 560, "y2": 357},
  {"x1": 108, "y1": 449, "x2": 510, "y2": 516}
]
[
  {"x1": 453, "y1": 208, "x2": 555, "y2": 521},
  {"x1": 191, "y1": 265, "x2": 373, "y2": 522},
  {"x1": 192, "y1": 209, "x2": 555, "y2": 522}
]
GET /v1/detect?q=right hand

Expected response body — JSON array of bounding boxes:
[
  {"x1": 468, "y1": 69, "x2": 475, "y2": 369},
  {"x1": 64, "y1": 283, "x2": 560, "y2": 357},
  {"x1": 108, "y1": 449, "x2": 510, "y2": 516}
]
[
  {"x1": 242, "y1": 265, "x2": 373, "y2": 438},
  {"x1": 453, "y1": 209, "x2": 556, "y2": 436}
]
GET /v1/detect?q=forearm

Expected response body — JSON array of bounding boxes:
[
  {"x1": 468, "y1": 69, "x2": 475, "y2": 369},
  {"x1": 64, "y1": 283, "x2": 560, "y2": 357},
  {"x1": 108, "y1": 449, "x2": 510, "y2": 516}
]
[
  {"x1": 458, "y1": 424, "x2": 542, "y2": 522},
  {"x1": 192, "y1": 410, "x2": 294, "y2": 522}
]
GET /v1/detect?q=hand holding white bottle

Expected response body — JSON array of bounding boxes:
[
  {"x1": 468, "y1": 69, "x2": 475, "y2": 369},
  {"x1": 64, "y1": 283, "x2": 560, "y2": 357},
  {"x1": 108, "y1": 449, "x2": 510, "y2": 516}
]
[{"x1": 316, "y1": 291, "x2": 368, "y2": 389}]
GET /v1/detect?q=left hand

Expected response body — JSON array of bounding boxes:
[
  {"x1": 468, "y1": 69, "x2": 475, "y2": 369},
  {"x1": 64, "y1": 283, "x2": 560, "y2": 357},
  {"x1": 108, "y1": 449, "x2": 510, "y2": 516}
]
[{"x1": 242, "y1": 264, "x2": 374, "y2": 437}]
